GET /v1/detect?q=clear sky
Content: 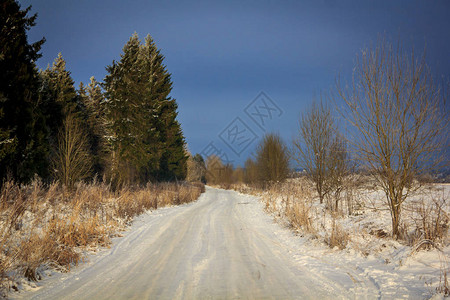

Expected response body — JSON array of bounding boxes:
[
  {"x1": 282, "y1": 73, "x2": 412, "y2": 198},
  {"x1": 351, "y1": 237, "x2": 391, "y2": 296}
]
[{"x1": 19, "y1": 0, "x2": 450, "y2": 166}]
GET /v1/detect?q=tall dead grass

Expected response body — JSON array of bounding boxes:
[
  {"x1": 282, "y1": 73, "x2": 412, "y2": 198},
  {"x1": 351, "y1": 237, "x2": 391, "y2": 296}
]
[
  {"x1": 0, "y1": 179, "x2": 204, "y2": 296},
  {"x1": 286, "y1": 200, "x2": 315, "y2": 234},
  {"x1": 230, "y1": 178, "x2": 448, "y2": 297},
  {"x1": 260, "y1": 179, "x2": 318, "y2": 236},
  {"x1": 239, "y1": 178, "x2": 352, "y2": 249},
  {"x1": 324, "y1": 216, "x2": 349, "y2": 250},
  {"x1": 403, "y1": 186, "x2": 449, "y2": 250}
]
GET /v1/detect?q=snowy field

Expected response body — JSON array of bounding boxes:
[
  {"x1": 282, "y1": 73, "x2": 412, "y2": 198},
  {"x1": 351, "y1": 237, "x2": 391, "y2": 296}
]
[
  {"x1": 12, "y1": 186, "x2": 449, "y2": 299},
  {"x1": 240, "y1": 180, "x2": 450, "y2": 299}
]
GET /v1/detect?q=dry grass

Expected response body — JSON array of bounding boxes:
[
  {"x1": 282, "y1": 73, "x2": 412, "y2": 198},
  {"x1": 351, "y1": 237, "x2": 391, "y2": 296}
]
[
  {"x1": 236, "y1": 178, "x2": 448, "y2": 253},
  {"x1": 426, "y1": 254, "x2": 450, "y2": 297},
  {"x1": 230, "y1": 183, "x2": 259, "y2": 196},
  {"x1": 324, "y1": 216, "x2": 349, "y2": 250},
  {"x1": 403, "y1": 186, "x2": 449, "y2": 249},
  {"x1": 0, "y1": 179, "x2": 204, "y2": 296},
  {"x1": 230, "y1": 178, "x2": 448, "y2": 297},
  {"x1": 286, "y1": 200, "x2": 315, "y2": 234},
  {"x1": 436, "y1": 258, "x2": 449, "y2": 296},
  {"x1": 233, "y1": 178, "x2": 355, "y2": 250},
  {"x1": 257, "y1": 179, "x2": 320, "y2": 238}
]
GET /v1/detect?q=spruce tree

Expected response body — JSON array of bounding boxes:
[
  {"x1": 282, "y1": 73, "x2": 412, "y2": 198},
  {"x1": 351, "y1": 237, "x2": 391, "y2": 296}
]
[
  {"x1": 78, "y1": 81, "x2": 87, "y2": 99},
  {"x1": 137, "y1": 35, "x2": 163, "y2": 181},
  {"x1": 139, "y1": 35, "x2": 187, "y2": 181},
  {"x1": 86, "y1": 77, "x2": 104, "y2": 119},
  {"x1": 41, "y1": 53, "x2": 78, "y2": 115},
  {"x1": 0, "y1": 0, "x2": 48, "y2": 184},
  {"x1": 156, "y1": 100, "x2": 187, "y2": 181},
  {"x1": 103, "y1": 33, "x2": 187, "y2": 185},
  {"x1": 40, "y1": 53, "x2": 93, "y2": 183},
  {"x1": 82, "y1": 77, "x2": 106, "y2": 177},
  {"x1": 39, "y1": 53, "x2": 78, "y2": 154},
  {"x1": 104, "y1": 33, "x2": 147, "y2": 186}
]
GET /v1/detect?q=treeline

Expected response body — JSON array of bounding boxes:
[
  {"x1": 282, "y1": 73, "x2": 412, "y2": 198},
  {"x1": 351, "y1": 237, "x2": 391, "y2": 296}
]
[
  {"x1": 203, "y1": 133, "x2": 290, "y2": 189},
  {"x1": 0, "y1": 1, "x2": 187, "y2": 189}
]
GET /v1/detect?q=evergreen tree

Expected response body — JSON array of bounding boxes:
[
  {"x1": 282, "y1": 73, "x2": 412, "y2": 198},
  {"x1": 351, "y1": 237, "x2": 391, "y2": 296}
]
[
  {"x1": 0, "y1": 0, "x2": 48, "y2": 184},
  {"x1": 137, "y1": 35, "x2": 163, "y2": 181},
  {"x1": 156, "y1": 103, "x2": 187, "y2": 181},
  {"x1": 80, "y1": 77, "x2": 106, "y2": 177},
  {"x1": 41, "y1": 53, "x2": 78, "y2": 115},
  {"x1": 103, "y1": 33, "x2": 187, "y2": 185},
  {"x1": 38, "y1": 53, "x2": 77, "y2": 155},
  {"x1": 86, "y1": 77, "x2": 104, "y2": 119},
  {"x1": 78, "y1": 81, "x2": 87, "y2": 99},
  {"x1": 0, "y1": 95, "x2": 17, "y2": 163},
  {"x1": 104, "y1": 33, "x2": 148, "y2": 186},
  {"x1": 139, "y1": 35, "x2": 187, "y2": 181},
  {"x1": 39, "y1": 53, "x2": 78, "y2": 153},
  {"x1": 41, "y1": 53, "x2": 93, "y2": 183}
]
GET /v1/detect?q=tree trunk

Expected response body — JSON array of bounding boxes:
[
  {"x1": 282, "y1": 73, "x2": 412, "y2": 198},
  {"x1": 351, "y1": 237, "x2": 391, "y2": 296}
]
[
  {"x1": 391, "y1": 205, "x2": 400, "y2": 238},
  {"x1": 390, "y1": 191, "x2": 401, "y2": 239}
]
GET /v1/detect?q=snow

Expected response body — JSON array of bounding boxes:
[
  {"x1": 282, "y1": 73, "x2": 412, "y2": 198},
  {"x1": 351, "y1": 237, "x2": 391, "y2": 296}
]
[{"x1": 11, "y1": 186, "x2": 449, "y2": 299}]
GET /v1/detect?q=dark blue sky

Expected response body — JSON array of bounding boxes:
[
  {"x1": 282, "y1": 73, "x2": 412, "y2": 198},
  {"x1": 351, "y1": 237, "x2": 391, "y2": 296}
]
[{"x1": 19, "y1": 0, "x2": 450, "y2": 166}]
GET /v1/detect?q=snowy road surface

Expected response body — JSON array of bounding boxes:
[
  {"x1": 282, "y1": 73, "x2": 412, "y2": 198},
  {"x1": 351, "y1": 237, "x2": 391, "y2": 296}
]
[{"x1": 19, "y1": 187, "x2": 419, "y2": 299}]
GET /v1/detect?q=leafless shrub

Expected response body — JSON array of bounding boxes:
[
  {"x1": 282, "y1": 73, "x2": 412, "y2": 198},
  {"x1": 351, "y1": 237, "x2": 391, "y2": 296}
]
[
  {"x1": 342, "y1": 174, "x2": 366, "y2": 216},
  {"x1": 53, "y1": 114, "x2": 93, "y2": 189},
  {"x1": 230, "y1": 183, "x2": 258, "y2": 195}
]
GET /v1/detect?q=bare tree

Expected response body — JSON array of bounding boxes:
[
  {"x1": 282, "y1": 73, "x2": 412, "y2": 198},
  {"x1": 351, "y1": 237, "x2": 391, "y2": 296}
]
[
  {"x1": 233, "y1": 166, "x2": 245, "y2": 184},
  {"x1": 220, "y1": 164, "x2": 234, "y2": 189},
  {"x1": 337, "y1": 39, "x2": 448, "y2": 238},
  {"x1": 205, "y1": 155, "x2": 223, "y2": 186},
  {"x1": 327, "y1": 135, "x2": 354, "y2": 212},
  {"x1": 53, "y1": 114, "x2": 92, "y2": 188},
  {"x1": 205, "y1": 155, "x2": 234, "y2": 187},
  {"x1": 244, "y1": 158, "x2": 259, "y2": 186},
  {"x1": 292, "y1": 98, "x2": 335, "y2": 203},
  {"x1": 255, "y1": 133, "x2": 290, "y2": 187}
]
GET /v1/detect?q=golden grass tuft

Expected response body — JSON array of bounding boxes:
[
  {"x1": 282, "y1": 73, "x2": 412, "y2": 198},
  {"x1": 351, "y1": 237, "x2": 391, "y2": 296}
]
[
  {"x1": 324, "y1": 216, "x2": 349, "y2": 250},
  {"x1": 286, "y1": 199, "x2": 315, "y2": 234}
]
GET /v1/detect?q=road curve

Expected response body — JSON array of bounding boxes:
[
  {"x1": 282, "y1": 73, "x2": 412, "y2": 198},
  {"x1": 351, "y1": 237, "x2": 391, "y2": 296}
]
[{"x1": 23, "y1": 187, "x2": 350, "y2": 300}]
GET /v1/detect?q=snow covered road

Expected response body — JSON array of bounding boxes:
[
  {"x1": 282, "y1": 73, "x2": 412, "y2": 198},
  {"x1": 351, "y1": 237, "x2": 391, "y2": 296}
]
[{"x1": 19, "y1": 187, "x2": 404, "y2": 299}]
